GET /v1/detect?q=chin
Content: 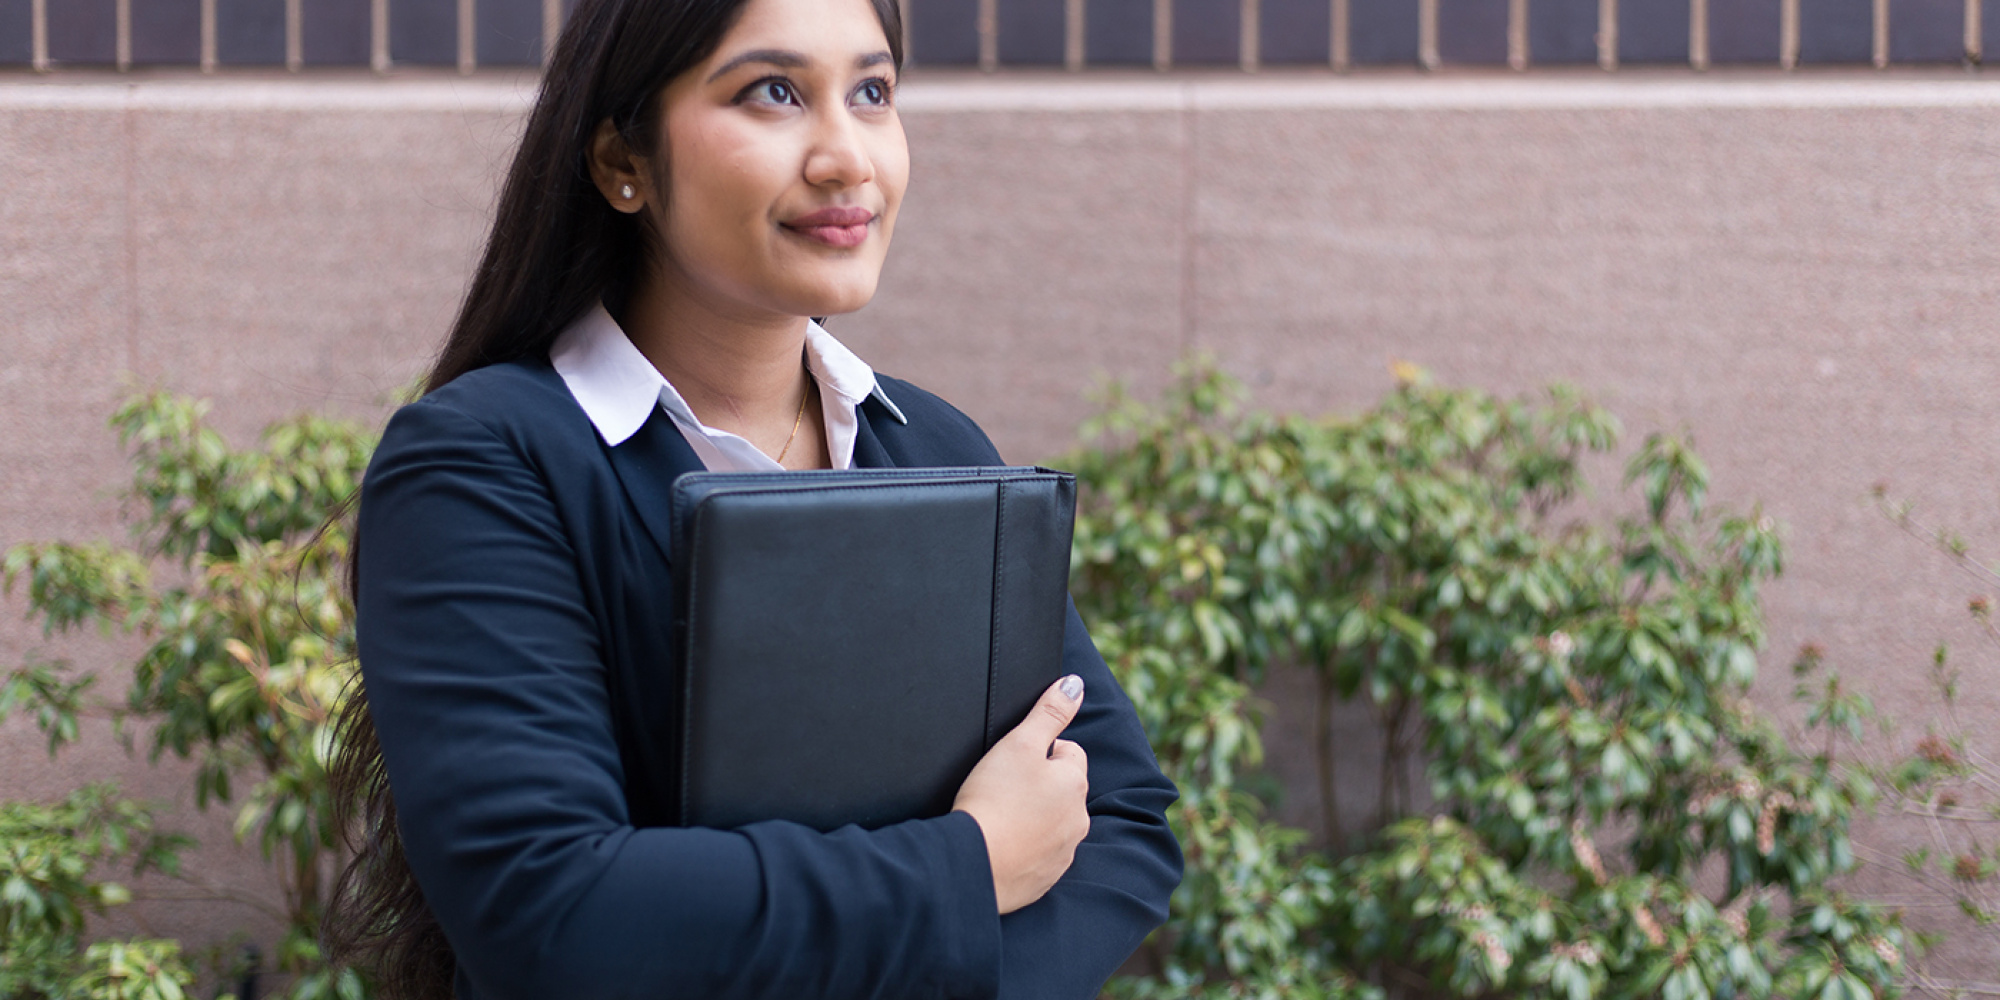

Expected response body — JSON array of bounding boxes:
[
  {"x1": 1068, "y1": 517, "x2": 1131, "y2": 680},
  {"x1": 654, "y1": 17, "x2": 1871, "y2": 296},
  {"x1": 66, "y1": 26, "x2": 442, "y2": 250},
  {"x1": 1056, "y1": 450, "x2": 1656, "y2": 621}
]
[{"x1": 779, "y1": 274, "x2": 881, "y2": 318}]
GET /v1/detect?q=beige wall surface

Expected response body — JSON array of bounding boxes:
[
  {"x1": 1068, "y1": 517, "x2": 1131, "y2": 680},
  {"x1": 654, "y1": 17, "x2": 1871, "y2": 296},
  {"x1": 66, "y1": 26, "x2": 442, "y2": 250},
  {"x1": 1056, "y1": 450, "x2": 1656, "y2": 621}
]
[{"x1": 4, "y1": 70, "x2": 2000, "y2": 979}]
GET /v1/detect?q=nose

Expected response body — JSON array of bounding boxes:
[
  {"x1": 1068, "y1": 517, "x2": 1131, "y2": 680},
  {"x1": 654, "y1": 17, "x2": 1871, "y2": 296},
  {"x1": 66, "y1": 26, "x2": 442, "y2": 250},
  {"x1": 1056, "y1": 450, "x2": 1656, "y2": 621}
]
[{"x1": 803, "y1": 105, "x2": 874, "y2": 190}]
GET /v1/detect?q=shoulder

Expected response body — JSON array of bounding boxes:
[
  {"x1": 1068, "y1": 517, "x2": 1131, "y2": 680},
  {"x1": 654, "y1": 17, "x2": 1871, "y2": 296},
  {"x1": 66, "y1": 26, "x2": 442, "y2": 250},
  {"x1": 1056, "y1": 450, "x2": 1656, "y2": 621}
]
[
  {"x1": 370, "y1": 359, "x2": 597, "y2": 473},
  {"x1": 867, "y1": 374, "x2": 1007, "y2": 467},
  {"x1": 414, "y1": 359, "x2": 577, "y2": 430}
]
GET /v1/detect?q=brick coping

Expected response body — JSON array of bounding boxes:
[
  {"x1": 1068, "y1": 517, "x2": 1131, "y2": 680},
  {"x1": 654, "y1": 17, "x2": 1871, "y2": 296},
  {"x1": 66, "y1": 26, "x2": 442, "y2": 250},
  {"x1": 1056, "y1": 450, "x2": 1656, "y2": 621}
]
[{"x1": 2, "y1": 68, "x2": 1999, "y2": 112}]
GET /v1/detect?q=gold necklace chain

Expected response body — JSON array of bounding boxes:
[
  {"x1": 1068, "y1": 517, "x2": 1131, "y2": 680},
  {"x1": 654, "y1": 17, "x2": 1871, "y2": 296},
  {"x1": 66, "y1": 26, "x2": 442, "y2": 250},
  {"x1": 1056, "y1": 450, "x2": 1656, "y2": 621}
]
[{"x1": 773, "y1": 371, "x2": 811, "y2": 466}]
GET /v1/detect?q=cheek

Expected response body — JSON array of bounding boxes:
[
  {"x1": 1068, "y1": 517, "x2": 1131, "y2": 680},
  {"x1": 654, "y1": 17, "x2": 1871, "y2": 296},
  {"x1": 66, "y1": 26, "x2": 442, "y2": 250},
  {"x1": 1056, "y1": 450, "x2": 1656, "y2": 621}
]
[
  {"x1": 873, "y1": 129, "x2": 911, "y2": 235},
  {"x1": 664, "y1": 116, "x2": 790, "y2": 240}
]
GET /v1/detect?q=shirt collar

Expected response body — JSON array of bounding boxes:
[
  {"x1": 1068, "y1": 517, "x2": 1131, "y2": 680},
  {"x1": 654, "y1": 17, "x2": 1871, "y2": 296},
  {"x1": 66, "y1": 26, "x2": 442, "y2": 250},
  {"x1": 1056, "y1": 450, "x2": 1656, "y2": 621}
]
[{"x1": 550, "y1": 302, "x2": 905, "y2": 447}]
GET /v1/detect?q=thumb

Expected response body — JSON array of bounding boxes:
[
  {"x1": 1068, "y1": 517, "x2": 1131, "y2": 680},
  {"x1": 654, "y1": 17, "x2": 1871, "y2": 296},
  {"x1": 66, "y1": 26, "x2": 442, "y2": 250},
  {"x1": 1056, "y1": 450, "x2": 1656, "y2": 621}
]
[{"x1": 1009, "y1": 674, "x2": 1085, "y2": 748}]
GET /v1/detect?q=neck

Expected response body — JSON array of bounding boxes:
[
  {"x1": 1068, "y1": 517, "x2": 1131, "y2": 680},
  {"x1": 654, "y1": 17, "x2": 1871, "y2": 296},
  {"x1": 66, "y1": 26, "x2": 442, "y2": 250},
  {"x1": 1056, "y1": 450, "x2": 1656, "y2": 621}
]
[{"x1": 618, "y1": 262, "x2": 812, "y2": 437}]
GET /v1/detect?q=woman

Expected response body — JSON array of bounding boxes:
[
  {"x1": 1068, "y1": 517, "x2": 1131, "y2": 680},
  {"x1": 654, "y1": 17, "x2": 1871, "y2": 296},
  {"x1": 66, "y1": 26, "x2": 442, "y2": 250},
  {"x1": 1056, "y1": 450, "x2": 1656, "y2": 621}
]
[{"x1": 325, "y1": 0, "x2": 1182, "y2": 997}]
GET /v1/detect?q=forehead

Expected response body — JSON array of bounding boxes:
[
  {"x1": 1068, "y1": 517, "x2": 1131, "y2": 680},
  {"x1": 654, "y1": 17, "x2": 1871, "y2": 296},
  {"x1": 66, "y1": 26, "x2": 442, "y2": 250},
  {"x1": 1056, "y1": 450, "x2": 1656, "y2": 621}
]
[{"x1": 708, "y1": 0, "x2": 892, "y2": 62}]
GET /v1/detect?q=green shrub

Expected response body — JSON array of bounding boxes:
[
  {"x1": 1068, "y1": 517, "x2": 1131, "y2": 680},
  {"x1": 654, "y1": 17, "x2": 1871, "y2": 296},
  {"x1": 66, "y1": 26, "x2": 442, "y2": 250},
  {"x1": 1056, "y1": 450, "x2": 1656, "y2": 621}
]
[
  {"x1": 1073, "y1": 362, "x2": 1905, "y2": 999},
  {"x1": 66, "y1": 941, "x2": 201, "y2": 1000},
  {"x1": 3, "y1": 373, "x2": 1919, "y2": 1000},
  {"x1": 2, "y1": 393, "x2": 373, "y2": 1000},
  {"x1": 0, "y1": 785, "x2": 195, "y2": 1000},
  {"x1": 1838, "y1": 491, "x2": 2000, "y2": 996}
]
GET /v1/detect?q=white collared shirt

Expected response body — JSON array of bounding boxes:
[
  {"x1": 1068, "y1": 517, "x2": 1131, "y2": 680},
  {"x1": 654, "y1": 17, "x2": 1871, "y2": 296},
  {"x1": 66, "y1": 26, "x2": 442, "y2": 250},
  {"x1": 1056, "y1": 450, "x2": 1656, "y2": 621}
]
[{"x1": 549, "y1": 302, "x2": 905, "y2": 471}]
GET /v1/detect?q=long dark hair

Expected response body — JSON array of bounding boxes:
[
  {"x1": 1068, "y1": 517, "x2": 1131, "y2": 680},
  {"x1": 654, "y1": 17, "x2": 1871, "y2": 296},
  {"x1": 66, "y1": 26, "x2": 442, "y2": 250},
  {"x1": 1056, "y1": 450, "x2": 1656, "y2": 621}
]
[{"x1": 324, "y1": 2, "x2": 905, "y2": 996}]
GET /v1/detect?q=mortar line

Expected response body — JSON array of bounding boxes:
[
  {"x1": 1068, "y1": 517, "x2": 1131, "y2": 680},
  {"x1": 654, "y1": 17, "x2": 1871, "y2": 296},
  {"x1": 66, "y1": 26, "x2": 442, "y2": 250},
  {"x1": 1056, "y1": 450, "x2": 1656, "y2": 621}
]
[
  {"x1": 978, "y1": 0, "x2": 997, "y2": 71},
  {"x1": 117, "y1": 0, "x2": 132, "y2": 71},
  {"x1": 1873, "y1": 0, "x2": 1889, "y2": 68},
  {"x1": 1599, "y1": 0, "x2": 1619, "y2": 70},
  {"x1": 30, "y1": 0, "x2": 46, "y2": 72},
  {"x1": 12, "y1": 76, "x2": 2000, "y2": 114},
  {"x1": 1331, "y1": 0, "x2": 1349, "y2": 70},
  {"x1": 459, "y1": 0, "x2": 477, "y2": 74},
  {"x1": 123, "y1": 94, "x2": 138, "y2": 378},
  {"x1": 1065, "y1": 0, "x2": 1084, "y2": 70},
  {"x1": 288, "y1": 0, "x2": 304, "y2": 72},
  {"x1": 201, "y1": 0, "x2": 217, "y2": 73},
  {"x1": 543, "y1": 0, "x2": 562, "y2": 65},
  {"x1": 1966, "y1": 0, "x2": 1982, "y2": 64},
  {"x1": 1240, "y1": 0, "x2": 1260, "y2": 72},
  {"x1": 1509, "y1": 0, "x2": 1529, "y2": 71},
  {"x1": 1178, "y1": 83, "x2": 1197, "y2": 359},
  {"x1": 1690, "y1": 0, "x2": 1709, "y2": 70}
]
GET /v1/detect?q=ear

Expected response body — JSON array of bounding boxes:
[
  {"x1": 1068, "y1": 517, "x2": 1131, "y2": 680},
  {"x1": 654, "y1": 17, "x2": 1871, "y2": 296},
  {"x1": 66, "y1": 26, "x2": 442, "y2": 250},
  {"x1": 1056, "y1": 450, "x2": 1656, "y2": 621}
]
[{"x1": 587, "y1": 118, "x2": 650, "y2": 215}]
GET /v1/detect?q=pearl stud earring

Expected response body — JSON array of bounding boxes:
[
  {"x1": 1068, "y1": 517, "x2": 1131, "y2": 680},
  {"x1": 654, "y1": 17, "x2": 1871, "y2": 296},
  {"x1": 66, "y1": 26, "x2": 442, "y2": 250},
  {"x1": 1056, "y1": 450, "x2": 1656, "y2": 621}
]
[{"x1": 620, "y1": 184, "x2": 635, "y2": 200}]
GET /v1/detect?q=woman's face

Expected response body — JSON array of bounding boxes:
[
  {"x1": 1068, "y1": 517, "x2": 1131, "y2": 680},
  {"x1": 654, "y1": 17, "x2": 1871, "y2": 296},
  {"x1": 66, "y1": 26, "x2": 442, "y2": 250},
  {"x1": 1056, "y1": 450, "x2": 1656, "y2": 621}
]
[{"x1": 642, "y1": 0, "x2": 908, "y2": 322}]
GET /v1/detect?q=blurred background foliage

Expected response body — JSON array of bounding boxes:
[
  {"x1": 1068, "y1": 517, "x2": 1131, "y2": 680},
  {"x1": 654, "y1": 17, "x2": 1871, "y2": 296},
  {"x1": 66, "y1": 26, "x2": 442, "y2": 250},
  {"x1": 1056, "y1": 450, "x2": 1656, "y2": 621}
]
[
  {"x1": 1851, "y1": 492, "x2": 2000, "y2": 997},
  {"x1": 0, "y1": 786, "x2": 195, "y2": 1000},
  {"x1": 2, "y1": 394, "x2": 371, "y2": 1000},
  {"x1": 0, "y1": 368, "x2": 1978, "y2": 997},
  {"x1": 1069, "y1": 362, "x2": 1909, "y2": 999}
]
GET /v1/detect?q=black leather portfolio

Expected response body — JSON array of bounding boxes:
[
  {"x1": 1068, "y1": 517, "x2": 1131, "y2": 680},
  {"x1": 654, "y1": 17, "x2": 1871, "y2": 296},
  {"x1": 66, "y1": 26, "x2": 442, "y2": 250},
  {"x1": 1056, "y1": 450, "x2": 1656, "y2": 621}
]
[{"x1": 668, "y1": 466, "x2": 1077, "y2": 832}]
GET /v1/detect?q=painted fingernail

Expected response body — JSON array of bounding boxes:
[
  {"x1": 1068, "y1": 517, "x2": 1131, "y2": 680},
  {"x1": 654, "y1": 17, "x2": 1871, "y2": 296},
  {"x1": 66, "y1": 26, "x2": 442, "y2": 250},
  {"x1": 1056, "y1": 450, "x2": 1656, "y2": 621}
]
[{"x1": 1059, "y1": 674, "x2": 1084, "y2": 702}]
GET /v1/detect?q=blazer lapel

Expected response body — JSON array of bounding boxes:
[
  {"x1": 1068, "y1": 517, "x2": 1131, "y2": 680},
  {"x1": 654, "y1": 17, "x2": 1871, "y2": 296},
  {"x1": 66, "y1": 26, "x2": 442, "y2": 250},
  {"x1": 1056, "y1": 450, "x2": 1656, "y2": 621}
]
[
  {"x1": 853, "y1": 400, "x2": 898, "y2": 469},
  {"x1": 610, "y1": 400, "x2": 897, "y2": 566},
  {"x1": 604, "y1": 406, "x2": 707, "y2": 568}
]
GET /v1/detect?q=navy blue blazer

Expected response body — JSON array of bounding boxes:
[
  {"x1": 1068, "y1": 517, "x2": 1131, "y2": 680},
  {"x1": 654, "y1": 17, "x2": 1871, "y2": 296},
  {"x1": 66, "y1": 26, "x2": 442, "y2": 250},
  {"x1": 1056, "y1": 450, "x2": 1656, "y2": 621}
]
[{"x1": 355, "y1": 357, "x2": 1183, "y2": 1000}]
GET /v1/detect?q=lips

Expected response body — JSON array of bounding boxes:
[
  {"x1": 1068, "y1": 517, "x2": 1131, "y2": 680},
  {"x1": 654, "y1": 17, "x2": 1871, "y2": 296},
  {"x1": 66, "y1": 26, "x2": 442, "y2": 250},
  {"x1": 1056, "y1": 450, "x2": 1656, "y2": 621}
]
[{"x1": 782, "y1": 206, "x2": 876, "y2": 249}]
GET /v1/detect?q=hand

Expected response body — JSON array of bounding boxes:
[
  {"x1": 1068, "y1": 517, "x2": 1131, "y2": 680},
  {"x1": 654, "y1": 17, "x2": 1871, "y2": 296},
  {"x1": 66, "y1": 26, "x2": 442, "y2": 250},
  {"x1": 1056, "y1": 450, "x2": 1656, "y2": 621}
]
[{"x1": 952, "y1": 675, "x2": 1091, "y2": 914}]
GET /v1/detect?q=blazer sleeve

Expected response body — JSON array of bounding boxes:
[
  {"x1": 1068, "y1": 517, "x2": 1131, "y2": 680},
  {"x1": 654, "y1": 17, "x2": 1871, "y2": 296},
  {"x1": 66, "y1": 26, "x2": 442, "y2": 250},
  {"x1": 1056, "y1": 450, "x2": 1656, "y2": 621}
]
[
  {"x1": 887, "y1": 383, "x2": 1185, "y2": 998},
  {"x1": 995, "y1": 600, "x2": 1185, "y2": 999},
  {"x1": 356, "y1": 399, "x2": 1003, "y2": 1000}
]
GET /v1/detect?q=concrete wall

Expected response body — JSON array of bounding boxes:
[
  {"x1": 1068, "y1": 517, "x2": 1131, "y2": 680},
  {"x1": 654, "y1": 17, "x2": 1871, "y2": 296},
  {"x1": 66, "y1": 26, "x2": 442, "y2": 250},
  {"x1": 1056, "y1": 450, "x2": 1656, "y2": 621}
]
[{"x1": 4, "y1": 68, "x2": 2000, "y2": 979}]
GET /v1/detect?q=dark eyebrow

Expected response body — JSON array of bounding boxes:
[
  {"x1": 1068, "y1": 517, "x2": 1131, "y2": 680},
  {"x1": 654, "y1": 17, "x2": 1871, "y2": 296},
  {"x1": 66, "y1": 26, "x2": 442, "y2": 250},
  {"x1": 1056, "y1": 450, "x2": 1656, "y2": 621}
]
[
  {"x1": 705, "y1": 49, "x2": 897, "y2": 83},
  {"x1": 706, "y1": 49, "x2": 808, "y2": 83}
]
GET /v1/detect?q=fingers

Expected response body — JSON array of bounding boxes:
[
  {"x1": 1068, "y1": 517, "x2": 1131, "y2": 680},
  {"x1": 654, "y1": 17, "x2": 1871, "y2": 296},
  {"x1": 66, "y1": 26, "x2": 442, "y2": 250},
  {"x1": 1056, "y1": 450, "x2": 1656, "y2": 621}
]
[
  {"x1": 1009, "y1": 674, "x2": 1085, "y2": 748},
  {"x1": 1047, "y1": 738, "x2": 1088, "y2": 773}
]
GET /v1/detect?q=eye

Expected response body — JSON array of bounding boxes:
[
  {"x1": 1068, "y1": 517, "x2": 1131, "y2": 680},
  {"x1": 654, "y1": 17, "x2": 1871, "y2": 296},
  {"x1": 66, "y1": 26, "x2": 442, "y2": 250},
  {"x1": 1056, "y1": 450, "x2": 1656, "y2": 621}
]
[
  {"x1": 852, "y1": 78, "x2": 893, "y2": 108},
  {"x1": 742, "y1": 78, "x2": 800, "y2": 106}
]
